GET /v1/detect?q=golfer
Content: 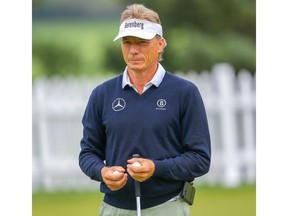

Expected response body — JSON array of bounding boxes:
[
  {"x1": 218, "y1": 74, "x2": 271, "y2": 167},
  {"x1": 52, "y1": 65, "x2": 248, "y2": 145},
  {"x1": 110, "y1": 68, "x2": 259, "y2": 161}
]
[{"x1": 79, "y1": 4, "x2": 211, "y2": 216}]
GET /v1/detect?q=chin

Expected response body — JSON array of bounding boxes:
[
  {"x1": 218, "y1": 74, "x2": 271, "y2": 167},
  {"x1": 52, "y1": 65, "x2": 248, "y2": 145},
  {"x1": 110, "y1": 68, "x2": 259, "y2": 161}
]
[{"x1": 128, "y1": 64, "x2": 144, "y2": 71}]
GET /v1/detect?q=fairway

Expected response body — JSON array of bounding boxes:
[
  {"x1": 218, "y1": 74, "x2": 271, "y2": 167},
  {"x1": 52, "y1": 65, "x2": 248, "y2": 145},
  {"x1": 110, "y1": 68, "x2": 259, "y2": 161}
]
[{"x1": 32, "y1": 185, "x2": 255, "y2": 216}]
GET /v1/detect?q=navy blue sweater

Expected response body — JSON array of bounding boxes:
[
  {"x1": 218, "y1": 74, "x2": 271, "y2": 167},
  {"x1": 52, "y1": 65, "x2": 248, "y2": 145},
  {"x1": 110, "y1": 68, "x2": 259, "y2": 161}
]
[{"x1": 79, "y1": 72, "x2": 211, "y2": 210}]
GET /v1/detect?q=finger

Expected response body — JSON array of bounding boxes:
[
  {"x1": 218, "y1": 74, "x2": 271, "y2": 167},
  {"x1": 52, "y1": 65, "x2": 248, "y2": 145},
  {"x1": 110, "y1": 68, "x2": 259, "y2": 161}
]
[
  {"x1": 127, "y1": 158, "x2": 143, "y2": 165},
  {"x1": 127, "y1": 167, "x2": 146, "y2": 181},
  {"x1": 126, "y1": 164, "x2": 143, "y2": 174},
  {"x1": 110, "y1": 171, "x2": 126, "y2": 181},
  {"x1": 107, "y1": 173, "x2": 128, "y2": 191},
  {"x1": 112, "y1": 168, "x2": 125, "y2": 176},
  {"x1": 112, "y1": 166, "x2": 126, "y2": 173}
]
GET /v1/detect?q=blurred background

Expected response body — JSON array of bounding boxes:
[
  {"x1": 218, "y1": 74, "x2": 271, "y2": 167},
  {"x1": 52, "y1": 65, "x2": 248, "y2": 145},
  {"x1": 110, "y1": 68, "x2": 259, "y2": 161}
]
[{"x1": 32, "y1": 0, "x2": 256, "y2": 215}]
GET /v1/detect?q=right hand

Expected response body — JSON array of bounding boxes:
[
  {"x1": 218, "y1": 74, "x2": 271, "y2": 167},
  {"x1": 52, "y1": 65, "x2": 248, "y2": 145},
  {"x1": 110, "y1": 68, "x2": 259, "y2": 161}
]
[{"x1": 101, "y1": 166, "x2": 128, "y2": 191}]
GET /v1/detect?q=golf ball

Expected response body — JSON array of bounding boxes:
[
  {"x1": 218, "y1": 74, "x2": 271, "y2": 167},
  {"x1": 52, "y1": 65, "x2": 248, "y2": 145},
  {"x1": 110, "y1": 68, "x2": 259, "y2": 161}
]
[
  {"x1": 132, "y1": 162, "x2": 141, "y2": 167},
  {"x1": 113, "y1": 170, "x2": 120, "y2": 174}
]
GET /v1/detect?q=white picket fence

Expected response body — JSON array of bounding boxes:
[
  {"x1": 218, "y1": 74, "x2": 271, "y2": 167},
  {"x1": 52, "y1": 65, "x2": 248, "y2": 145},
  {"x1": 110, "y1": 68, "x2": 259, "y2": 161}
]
[{"x1": 32, "y1": 63, "x2": 256, "y2": 191}]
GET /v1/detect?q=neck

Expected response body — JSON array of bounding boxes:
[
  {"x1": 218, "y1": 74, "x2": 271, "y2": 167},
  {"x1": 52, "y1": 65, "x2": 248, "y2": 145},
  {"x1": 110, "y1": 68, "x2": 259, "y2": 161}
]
[{"x1": 128, "y1": 63, "x2": 158, "y2": 94}]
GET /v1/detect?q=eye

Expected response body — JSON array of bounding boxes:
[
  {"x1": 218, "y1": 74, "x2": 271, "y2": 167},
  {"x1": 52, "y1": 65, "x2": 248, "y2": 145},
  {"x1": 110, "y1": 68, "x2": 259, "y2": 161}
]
[
  {"x1": 122, "y1": 40, "x2": 130, "y2": 44},
  {"x1": 121, "y1": 38, "x2": 132, "y2": 44},
  {"x1": 139, "y1": 40, "x2": 149, "y2": 45}
]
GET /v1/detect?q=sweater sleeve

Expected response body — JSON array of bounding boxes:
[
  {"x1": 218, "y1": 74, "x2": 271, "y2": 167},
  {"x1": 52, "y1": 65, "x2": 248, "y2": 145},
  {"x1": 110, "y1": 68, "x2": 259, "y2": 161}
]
[
  {"x1": 153, "y1": 84, "x2": 211, "y2": 181},
  {"x1": 78, "y1": 88, "x2": 106, "y2": 182}
]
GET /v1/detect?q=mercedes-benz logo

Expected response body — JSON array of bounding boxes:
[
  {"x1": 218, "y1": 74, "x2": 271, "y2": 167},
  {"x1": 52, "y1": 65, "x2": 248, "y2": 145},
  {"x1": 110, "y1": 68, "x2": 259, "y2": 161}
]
[{"x1": 112, "y1": 98, "x2": 126, "y2": 111}]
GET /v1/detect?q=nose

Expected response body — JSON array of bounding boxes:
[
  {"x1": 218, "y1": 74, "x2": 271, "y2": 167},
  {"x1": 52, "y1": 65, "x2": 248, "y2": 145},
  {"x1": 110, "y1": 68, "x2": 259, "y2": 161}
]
[{"x1": 129, "y1": 43, "x2": 140, "y2": 55}]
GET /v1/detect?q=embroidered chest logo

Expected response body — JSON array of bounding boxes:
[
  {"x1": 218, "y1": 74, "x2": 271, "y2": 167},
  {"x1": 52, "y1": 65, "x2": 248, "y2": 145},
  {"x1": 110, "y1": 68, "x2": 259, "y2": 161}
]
[
  {"x1": 156, "y1": 99, "x2": 167, "y2": 110},
  {"x1": 112, "y1": 98, "x2": 126, "y2": 111}
]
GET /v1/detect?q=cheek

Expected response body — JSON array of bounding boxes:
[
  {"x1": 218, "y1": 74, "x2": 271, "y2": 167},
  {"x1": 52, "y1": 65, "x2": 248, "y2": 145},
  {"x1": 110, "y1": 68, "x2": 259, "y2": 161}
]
[
  {"x1": 147, "y1": 47, "x2": 159, "y2": 60},
  {"x1": 121, "y1": 48, "x2": 129, "y2": 60}
]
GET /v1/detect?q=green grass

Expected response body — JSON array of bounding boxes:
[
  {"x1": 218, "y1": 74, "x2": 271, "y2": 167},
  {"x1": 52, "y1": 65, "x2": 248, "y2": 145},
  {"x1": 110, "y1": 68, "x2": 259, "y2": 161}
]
[
  {"x1": 192, "y1": 185, "x2": 256, "y2": 216},
  {"x1": 32, "y1": 185, "x2": 255, "y2": 216}
]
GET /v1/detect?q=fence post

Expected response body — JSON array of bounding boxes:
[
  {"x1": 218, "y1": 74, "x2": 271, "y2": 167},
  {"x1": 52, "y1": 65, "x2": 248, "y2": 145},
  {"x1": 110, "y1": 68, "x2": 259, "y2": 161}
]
[
  {"x1": 34, "y1": 79, "x2": 53, "y2": 189},
  {"x1": 213, "y1": 63, "x2": 241, "y2": 187},
  {"x1": 238, "y1": 69, "x2": 256, "y2": 183}
]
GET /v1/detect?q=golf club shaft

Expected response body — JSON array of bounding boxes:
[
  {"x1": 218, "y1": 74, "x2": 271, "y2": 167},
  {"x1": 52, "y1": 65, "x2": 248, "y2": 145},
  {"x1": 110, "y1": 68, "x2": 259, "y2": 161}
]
[
  {"x1": 136, "y1": 197, "x2": 141, "y2": 216},
  {"x1": 133, "y1": 154, "x2": 141, "y2": 216}
]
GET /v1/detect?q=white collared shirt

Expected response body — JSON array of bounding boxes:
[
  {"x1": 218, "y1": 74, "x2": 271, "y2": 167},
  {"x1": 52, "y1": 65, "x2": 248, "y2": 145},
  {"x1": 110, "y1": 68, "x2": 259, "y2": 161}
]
[{"x1": 122, "y1": 63, "x2": 166, "y2": 93}]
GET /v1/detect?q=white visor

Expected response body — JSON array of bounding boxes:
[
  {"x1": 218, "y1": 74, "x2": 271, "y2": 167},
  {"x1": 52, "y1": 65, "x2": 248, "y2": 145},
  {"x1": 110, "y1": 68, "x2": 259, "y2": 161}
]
[{"x1": 113, "y1": 19, "x2": 163, "y2": 41}]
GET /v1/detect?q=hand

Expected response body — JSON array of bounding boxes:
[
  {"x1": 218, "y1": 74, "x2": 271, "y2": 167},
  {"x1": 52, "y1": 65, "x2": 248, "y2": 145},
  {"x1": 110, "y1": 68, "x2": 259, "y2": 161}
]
[
  {"x1": 101, "y1": 166, "x2": 128, "y2": 191},
  {"x1": 127, "y1": 158, "x2": 155, "y2": 182}
]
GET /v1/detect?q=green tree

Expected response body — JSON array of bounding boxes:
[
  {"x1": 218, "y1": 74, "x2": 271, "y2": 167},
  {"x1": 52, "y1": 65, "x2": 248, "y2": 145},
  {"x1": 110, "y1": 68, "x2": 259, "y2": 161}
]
[{"x1": 110, "y1": 0, "x2": 256, "y2": 74}]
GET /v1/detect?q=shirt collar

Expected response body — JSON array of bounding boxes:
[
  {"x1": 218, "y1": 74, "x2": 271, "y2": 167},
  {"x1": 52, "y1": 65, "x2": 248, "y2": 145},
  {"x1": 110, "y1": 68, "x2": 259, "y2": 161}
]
[{"x1": 122, "y1": 63, "x2": 166, "y2": 89}]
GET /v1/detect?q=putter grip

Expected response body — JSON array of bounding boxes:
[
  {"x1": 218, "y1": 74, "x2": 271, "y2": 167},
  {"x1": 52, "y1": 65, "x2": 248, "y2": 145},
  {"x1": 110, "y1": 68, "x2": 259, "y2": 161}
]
[
  {"x1": 133, "y1": 154, "x2": 140, "y2": 158},
  {"x1": 133, "y1": 154, "x2": 141, "y2": 197}
]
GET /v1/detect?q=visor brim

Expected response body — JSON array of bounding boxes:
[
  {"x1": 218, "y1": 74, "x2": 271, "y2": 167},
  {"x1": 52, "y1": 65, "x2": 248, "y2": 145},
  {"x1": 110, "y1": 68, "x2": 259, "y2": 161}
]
[{"x1": 113, "y1": 31, "x2": 157, "y2": 42}]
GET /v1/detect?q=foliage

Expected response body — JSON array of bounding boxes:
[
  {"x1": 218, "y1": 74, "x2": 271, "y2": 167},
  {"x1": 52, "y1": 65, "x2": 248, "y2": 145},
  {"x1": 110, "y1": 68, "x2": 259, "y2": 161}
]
[
  {"x1": 110, "y1": 0, "x2": 256, "y2": 74},
  {"x1": 32, "y1": 21, "x2": 118, "y2": 80},
  {"x1": 120, "y1": 0, "x2": 255, "y2": 39},
  {"x1": 163, "y1": 28, "x2": 255, "y2": 73},
  {"x1": 103, "y1": 40, "x2": 126, "y2": 73},
  {"x1": 32, "y1": 1, "x2": 256, "y2": 79},
  {"x1": 104, "y1": 31, "x2": 255, "y2": 74},
  {"x1": 33, "y1": 41, "x2": 82, "y2": 78}
]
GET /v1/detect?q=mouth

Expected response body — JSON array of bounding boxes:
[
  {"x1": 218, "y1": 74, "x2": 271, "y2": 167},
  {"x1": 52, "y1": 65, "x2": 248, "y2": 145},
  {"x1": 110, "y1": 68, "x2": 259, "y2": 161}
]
[
  {"x1": 130, "y1": 59, "x2": 142, "y2": 62},
  {"x1": 129, "y1": 59, "x2": 143, "y2": 64}
]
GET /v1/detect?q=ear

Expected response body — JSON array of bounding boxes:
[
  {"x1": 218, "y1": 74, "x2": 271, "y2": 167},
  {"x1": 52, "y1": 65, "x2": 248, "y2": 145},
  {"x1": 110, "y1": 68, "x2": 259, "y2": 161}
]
[{"x1": 158, "y1": 37, "x2": 166, "y2": 52}]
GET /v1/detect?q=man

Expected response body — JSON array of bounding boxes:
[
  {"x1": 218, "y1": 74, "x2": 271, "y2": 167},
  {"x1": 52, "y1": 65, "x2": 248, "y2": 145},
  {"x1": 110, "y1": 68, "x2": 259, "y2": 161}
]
[{"x1": 79, "y1": 4, "x2": 211, "y2": 216}]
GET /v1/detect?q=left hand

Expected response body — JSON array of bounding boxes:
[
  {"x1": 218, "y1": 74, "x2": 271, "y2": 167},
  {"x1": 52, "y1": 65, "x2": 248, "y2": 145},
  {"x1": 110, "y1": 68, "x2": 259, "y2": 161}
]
[{"x1": 127, "y1": 158, "x2": 155, "y2": 182}]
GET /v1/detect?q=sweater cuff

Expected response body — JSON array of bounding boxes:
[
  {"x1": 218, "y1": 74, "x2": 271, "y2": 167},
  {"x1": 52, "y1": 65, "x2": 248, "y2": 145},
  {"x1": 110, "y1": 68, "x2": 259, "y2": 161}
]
[
  {"x1": 153, "y1": 160, "x2": 168, "y2": 177},
  {"x1": 93, "y1": 163, "x2": 105, "y2": 182}
]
